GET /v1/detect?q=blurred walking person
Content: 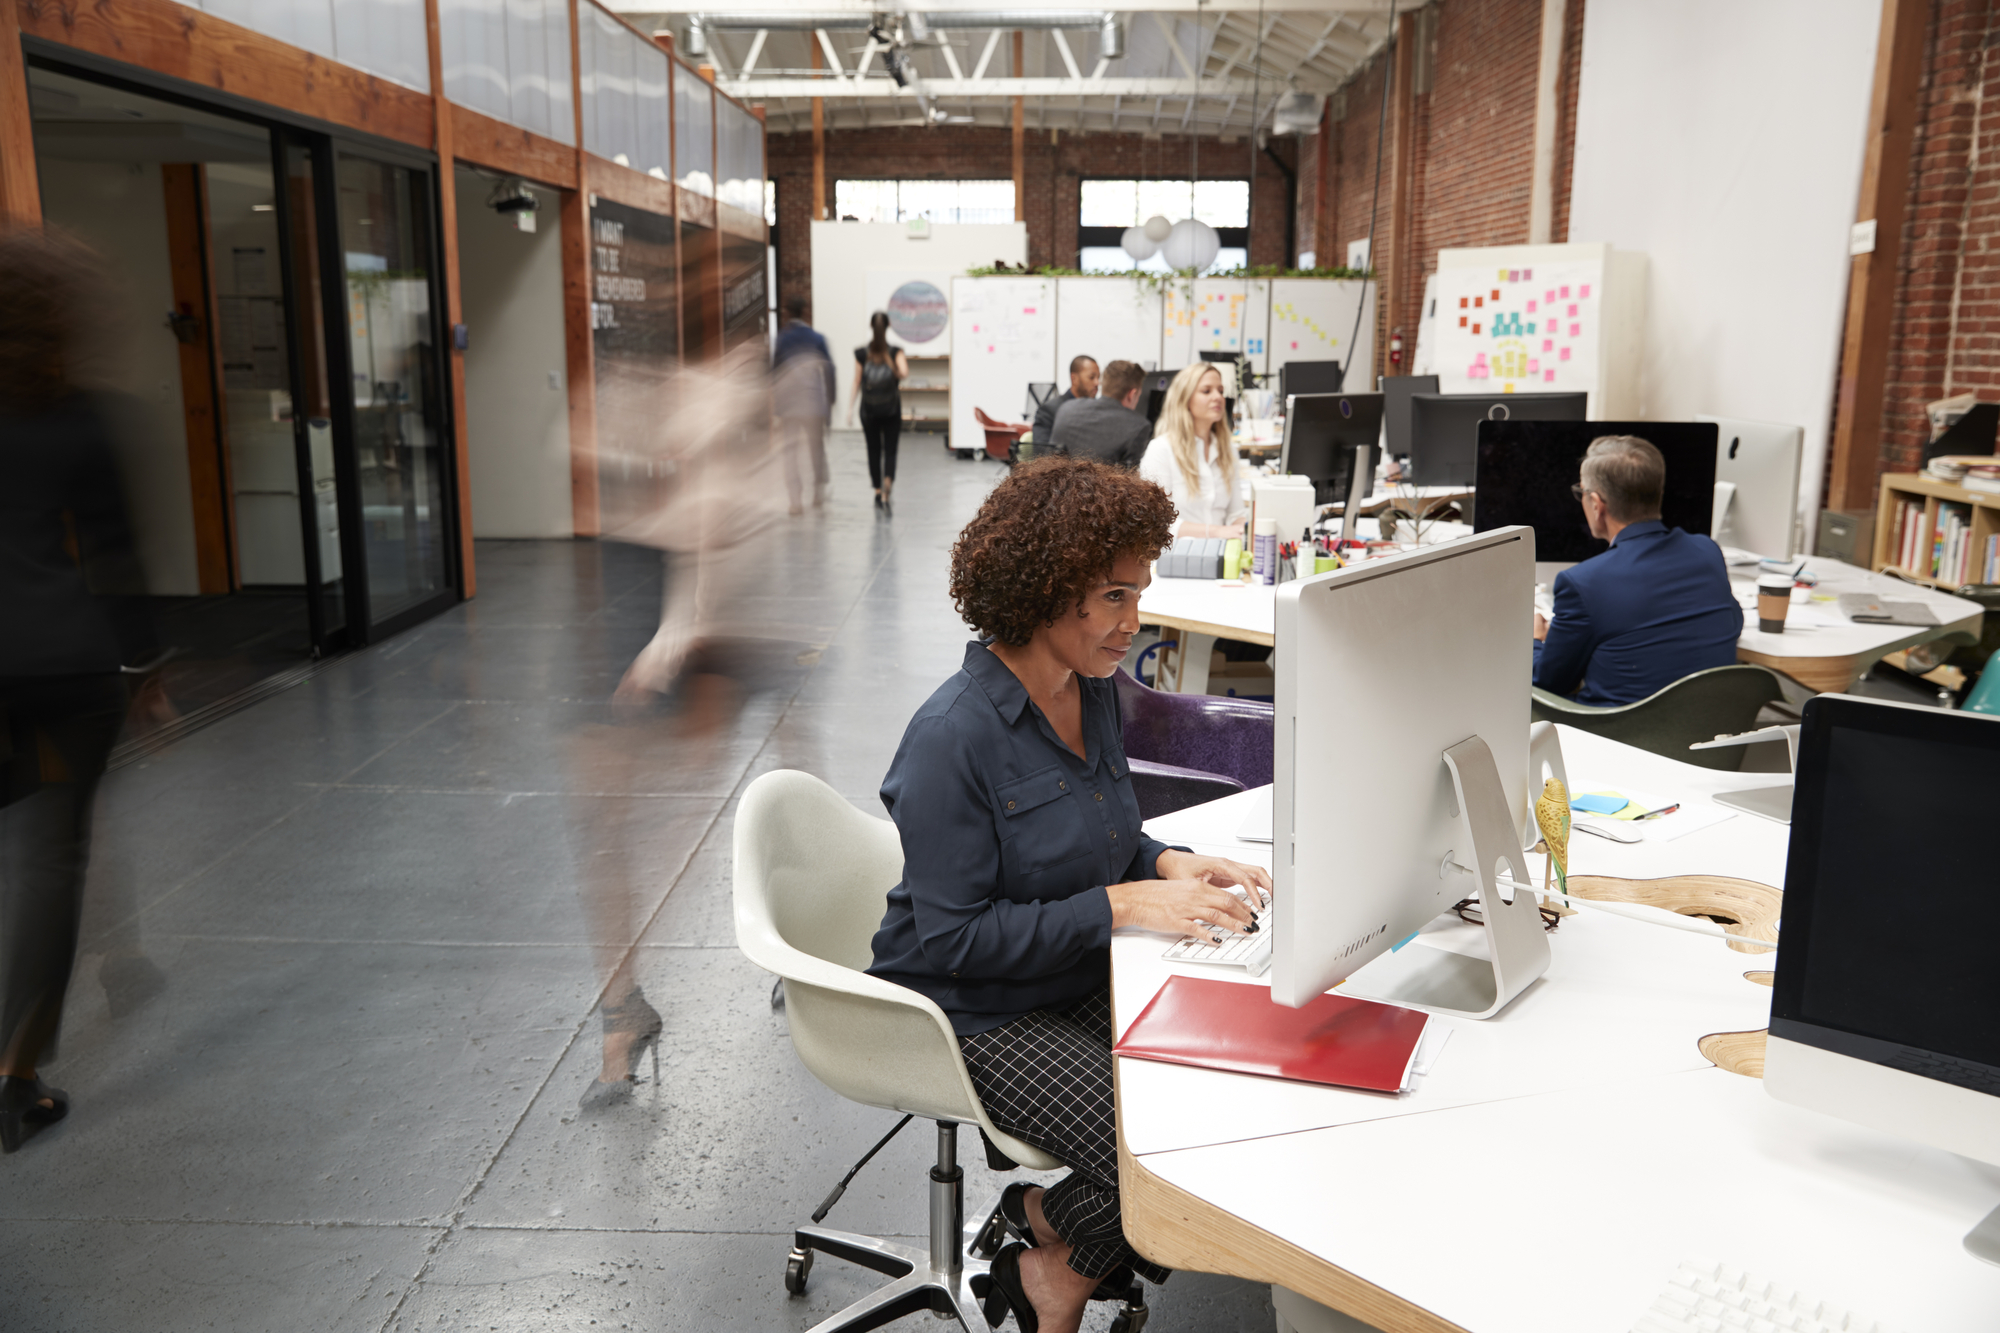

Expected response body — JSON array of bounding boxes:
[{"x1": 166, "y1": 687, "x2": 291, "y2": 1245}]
[
  {"x1": 772, "y1": 295, "x2": 834, "y2": 515},
  {"x1": 0, "y1": 228, "x2": 160, "y2": 1152},
  {"x1": 850, "y1": 312, "x2": 907, "y2": 514}
]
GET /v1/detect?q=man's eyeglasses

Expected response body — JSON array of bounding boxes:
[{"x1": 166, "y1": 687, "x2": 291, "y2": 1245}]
[{"x1": 1571, "y1": 483, "x2": 1588, "y2": 501}]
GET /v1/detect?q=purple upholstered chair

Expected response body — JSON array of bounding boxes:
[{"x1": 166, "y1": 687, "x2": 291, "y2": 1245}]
[{"x1": 1113, "y1": 668, "x2": 1276, "y2": 819}]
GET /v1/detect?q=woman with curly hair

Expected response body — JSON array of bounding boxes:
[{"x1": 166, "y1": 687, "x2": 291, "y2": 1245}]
[{"x1": 866, "y1": 456, "x2": 1272, "y2": 1333}]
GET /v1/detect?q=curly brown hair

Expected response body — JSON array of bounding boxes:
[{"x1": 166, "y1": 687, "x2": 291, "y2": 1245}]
[{"x1": 950, "y1": 455, "x2": 1176, "y2": 647}]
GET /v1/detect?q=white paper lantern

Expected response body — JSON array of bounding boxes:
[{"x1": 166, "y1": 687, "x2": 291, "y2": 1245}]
[
  {"x1": 1120, "y1": 226, "x2": 1159, "y2": 262},
  {"x1": 1161, "y1": 218, "x2": 1221, "y2": 273},
  {"x1": 1142, "y1": 214, "x2": 1173, "y2": 243}
]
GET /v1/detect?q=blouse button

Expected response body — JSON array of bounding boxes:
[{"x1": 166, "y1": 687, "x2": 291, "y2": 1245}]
[
  {"x1": 1095, "y1": 792, "x2": 1104, "y2": 802},
  {"x1": 1058, "y1": 781, "x2": 1066, "y2": 790},
  {"x1": 1006, "y1": 800, "x2": 1016, "y2": 810}
]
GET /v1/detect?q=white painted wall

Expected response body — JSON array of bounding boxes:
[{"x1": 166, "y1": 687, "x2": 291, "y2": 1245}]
[
  {"x1": 1567, "y1": 0, "x2": 1880, "y2": 547},
  {"x1": 38, "y1": 158, "x2": 203, "y2": 597},
  {"x1": 455, "y1": 171, "x2": 573, "y2": 538},
  {"x1": 810, "y1": 221, "x2": 1027, "y2": 422}
]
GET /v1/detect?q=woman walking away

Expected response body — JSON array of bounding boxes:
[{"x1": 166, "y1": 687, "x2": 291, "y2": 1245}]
[
  {"x1": 0, "y1": 227, "x2": 160, "y2": 1153},
  {"x1": 850, "y1": 311, "x2": 907, "y2": 514}
]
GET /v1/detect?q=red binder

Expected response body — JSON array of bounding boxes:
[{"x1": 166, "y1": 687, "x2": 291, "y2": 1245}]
[{"x1": 1114, "y1": 975, "x2": 1429, "y2": 1093}]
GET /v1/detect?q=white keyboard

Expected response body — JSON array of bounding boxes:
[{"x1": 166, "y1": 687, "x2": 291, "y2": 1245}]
[
  {"x1": 1161, "y1": 901, "x2": 1273, "y2": 975},
  {"x1": 1634, "y1": 1259, "x2": 1905, "y2": 1333}
]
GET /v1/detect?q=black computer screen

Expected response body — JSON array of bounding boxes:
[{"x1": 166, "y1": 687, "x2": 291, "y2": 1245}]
[
  {"x1": 1283, "y1": 392, "x2": 1383, "y2": 505},
  {"x1": 1773, "y1": 698, "x2": 2000, "y2": 1082},
  {"x1": 1382, "y1": 374, "x2": 1439, "y2": 460},
  {"x1": 1408, "y1": 392, "x2": 1588, "y2": 487},
  {"x1": 1280, "y1": 360, "x2": 1345, "y2": 401},
  {"x1": 1472, "y1": 420, "x2": 1718, "y2": 563}
]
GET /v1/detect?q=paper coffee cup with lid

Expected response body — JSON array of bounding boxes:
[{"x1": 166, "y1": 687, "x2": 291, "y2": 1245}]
[{"x1": 1757, "y1": 572, "x2": 1794, "y2": 633}]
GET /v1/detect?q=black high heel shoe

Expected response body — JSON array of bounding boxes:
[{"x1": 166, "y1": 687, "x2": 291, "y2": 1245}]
[
  {"x1": 0, "y1": 1075, "x2": 68, "y2": 1154},
  {"x1": 979, "y1": 1242, "x2": 1039, "y2": 1333},
  {"x1": 578, "y1": 989, "x2": 663, "y2": 1111}
]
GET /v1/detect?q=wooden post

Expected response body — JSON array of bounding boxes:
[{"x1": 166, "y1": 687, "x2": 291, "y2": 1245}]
[
  {"x1": 1383, "y1": 11, "x2": 1418, "y2": 385},
  {"x1": 1012, "y1": 33, "x2": 1026, "y2": 224},
  {"x1": 0, "y1": 0, "x2": 39, "y2": 224},
  {"x1": 565, "y1": 0, "x2": 599, "y2": 536},
  {"x1": 1315, "y1": 97, "x2": 1332, "y2": 265},
  {"x1": 657, "y1": 30, "x2": 686, "y2": 363},
  {"x1": 423, "y1": 0, "x2": 476, "y2": 596},
  {"x1": 811, "y1": 38, "x2": 826, "y2": 221},
  {"x1": 160, "y1": 164, "x2": 236, "y2": 594},
  {"x1": 1527, "y1": 0, "x2": 1567, "y2": 244},
  {"x1": 1826, "y1": 0, "x2": 1930, "y2": 514}
]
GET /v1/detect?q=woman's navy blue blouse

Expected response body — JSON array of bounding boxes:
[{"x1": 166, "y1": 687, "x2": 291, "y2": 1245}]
[{"x1": 867, "y1": 642, "x2": 1179, "y2": 1035}]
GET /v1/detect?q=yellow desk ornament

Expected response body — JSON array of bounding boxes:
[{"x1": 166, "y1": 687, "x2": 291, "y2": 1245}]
[{"x1": 1535, "y1": 778, "x2": 1571, "y2": 904}]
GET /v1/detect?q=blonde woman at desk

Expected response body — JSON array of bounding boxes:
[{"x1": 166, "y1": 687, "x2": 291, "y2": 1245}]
[{"x1": 1138, "y1": 361, "x2": 1249, "y2": 538}]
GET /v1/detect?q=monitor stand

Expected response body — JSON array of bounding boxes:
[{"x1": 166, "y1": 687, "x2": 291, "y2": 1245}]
[
  {"x1": 1339, "y1": 736, "x2": 1551, "y2": 1021},
  {"x1": 1689, "y1": 725, "x2": 1800, "y2": 825},
  {"x1": 1968, "y1": 1202, "x2": 2000, "y2": 1267}
]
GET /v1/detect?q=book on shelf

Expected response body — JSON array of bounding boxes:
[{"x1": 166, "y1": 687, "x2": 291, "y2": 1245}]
[
  {"x1": 1988, "y1": 533, "x2": 2000, "y2": 583},
  {"x1": 1935, "y1": 501, "x2": 1974, "y2": 584},
  {"x1": 1897, "y1": 498, "x2": 1926, "y2": 572}
]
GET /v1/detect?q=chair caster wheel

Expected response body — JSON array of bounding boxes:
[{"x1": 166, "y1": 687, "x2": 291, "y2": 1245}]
[
  {"x1": 784, "y1": 1247, "x2": 813, "y2": 1295},
  {"x1": 971, "y1": 1208, "x2": 1008, "y2": 1259},
  {"x1": 1108, "y1": 1300, "x2": 1149, "y2": 1333}
]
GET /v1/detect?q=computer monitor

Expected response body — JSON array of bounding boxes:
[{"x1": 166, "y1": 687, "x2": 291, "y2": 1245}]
[
  {"x1": 1764, "y1": 694, "x2": 2000, "y2": 1261},
  {"x1": 1279, "y1": 359, "x2": 1344, "y2": 401},
  {"x1": 1025, "y1": 382, "x2": 1057, "y2": 419},
  {"x1": 1141, "y1": 370, "x2": 1176, "y2": 426},
  {"x1": 1272, "y1": 527, "x2": 1550, "y2": 1018},
  {"x1": 1407, "y1": 391, "x2": 1588, "y2": 487},
  {"x1": 1381, "y1": 374, "x2": 1439, "y2": 462},
  {"x1": 1472, "y1": 420, "x2": 1719, "y2": 569},
  {"x1": 1281, "y1": 393, "x2": 1383, "y2": 506},
  {"x1": 1700, "y1": 415, "x2": 1803, "y2": 561}
]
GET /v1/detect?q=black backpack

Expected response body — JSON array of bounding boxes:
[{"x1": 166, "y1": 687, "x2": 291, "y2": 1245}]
[{"x1": 861, "y1": 356, "x2": 899, "y2": 414}]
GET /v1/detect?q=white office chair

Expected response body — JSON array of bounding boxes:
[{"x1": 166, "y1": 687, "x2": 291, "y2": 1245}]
[{"x1": 734, "y1": 770, "x2": 1149, "y2": 1331}]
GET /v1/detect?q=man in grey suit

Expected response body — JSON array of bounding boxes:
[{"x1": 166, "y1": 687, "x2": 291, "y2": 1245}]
[
  {"x1": 1049, "y1": 359, "x2": 1151, "y2": 468},
  {"x1": 1030, "y1": 355, "x2": 1099, "y2": 446}
]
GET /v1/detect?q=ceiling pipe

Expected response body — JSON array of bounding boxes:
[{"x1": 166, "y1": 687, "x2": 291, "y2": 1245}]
[{"x1": 690, "y1": 10, "x2": 1111, "y2": 31}]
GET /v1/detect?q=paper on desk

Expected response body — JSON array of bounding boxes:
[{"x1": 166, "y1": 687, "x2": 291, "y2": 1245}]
[
  {"x1": 1401, "y1": 1026, "x2": 1452, "y2": 1092},
  {"x1": 1572, "y1": 786, "x2": 1735, "y2": 842}
]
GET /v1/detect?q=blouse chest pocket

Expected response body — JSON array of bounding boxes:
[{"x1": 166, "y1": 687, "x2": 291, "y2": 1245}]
[{"x1": 994, "y1": 766, "x2": 1091, "y2": 879}]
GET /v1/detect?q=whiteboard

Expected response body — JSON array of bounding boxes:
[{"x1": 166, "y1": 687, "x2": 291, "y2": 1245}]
[
  {"x1": 1056, "y1": 277, "x2": 1163, "y2": 378},
  {"x1": 1433, "y1": 259, "x2": 1605, "y2": 398},
  {"x1": 1188, "y1": 278, "x2": 1272, "y2": 374},
  {"x1": 1268, "y1": 279, "x2": 1374, "y2": 389},
  {"x1": 951, "y1": 276, "x2": 1058, "y2": 453},
  {"x1": 864, "y1": 269, "x2": 956, "y2": 357}
]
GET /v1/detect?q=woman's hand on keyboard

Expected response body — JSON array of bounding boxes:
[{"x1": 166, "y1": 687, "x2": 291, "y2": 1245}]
[
  {"x1": 1107, "y1": 878, "x2": 1261, "y2": 941},
  {"x1": 1153, "y1": 849, "x2": 1273, "y2": 910}
]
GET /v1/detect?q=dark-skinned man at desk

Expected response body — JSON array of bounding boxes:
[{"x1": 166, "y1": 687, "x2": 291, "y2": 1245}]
[
  {"x1": 1048, "y1": 359, "x2": 1150, "y2": 468},
  {"x1": 1030, "y1": 355, "x2": 1099, "y2": 447},
  {"x1": 1533, "y1": 434, "x2": 1742, "y2": 706},
  {"x1": 867, "y1": 457, "x2": 1271, "y2": 1333}
]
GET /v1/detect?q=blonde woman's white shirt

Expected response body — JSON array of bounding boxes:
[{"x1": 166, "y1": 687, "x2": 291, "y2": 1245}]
[{"x1": 1139, "y1": 435, "x2": 1250, "y2": 528}]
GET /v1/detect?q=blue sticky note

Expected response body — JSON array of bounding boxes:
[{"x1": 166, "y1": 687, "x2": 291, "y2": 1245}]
[{"x1": 1571, "y1": 793, "x2": 1629, "y2": 815}]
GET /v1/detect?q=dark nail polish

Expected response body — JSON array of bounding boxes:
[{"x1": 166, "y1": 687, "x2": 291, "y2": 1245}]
[{"x1": 1246, "y1": 921, "x2": 1259, "y2": 933}]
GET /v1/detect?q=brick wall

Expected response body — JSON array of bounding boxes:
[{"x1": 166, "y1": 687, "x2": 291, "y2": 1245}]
[
  {"x1": 767, "y1": 126, "x2": 1297, "y2": 320},
  {"x1": 1870, "y1": 0, "x2": 1996, "y2": 480}
]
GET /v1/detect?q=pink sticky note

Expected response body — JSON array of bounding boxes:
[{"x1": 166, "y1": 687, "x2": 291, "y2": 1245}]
[
  {"x1": 1580, "y1": 284, "x2": 1591, "y2": 299},
  {"x1": 1024, "y1": 307, "x2": 1036, "y2": 315},
  {"x1": 972, "y1": 324, "x2": 980, "y2": 333},
  {"x1": 1569, "y1": 322, "x2": 1580, "y2": 337},
  {"x1": 1291, "y1": 341, "x2": 1298, "y2": 350},
  {"x1": 1544, "y1": 369, "x2": 1556, "y2": 383},
  {"x1": 1467, "y1": 362, "x2": 1482, "y2": 377},
  {"x1": 1545, "y1": 290, "x2": 1556, "y2": 304},
  {"x1": 1527, "y1": 358, "x2": 1540, "y2": 373},
  {"x1": 987, "y1": 345, "x2": 995, "y2": 353},
  {"x1": 1508, "y1": 269, "x2": 1519, "y2": 282},
  {"x1": 1542, "y1": 339, "x2": 1553, "y2": 352},
  {"x1": 1560, "y1": 285, "x2": 1571, "y2": 298},
  {"x1": 1523, "y1": 268, "x2": 1534, "y2": 281},
  {"x1": 1527, "y1": 300, "x2": 1538, "y2": 313},
  {"x1": 1567, "y1": 303, "x2": 1578, "y2": 317},
  {"x1": 1560, "y1": 347, "x2": 1571, "y2": 362}
]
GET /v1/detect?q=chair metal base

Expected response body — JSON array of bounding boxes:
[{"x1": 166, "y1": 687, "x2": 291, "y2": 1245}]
[{"x1": 786, "y1": 1121, "x2": 1149, "y2": 1332}]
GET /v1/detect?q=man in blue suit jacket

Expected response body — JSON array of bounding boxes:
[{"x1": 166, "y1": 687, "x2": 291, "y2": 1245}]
[{"x1": 1532, "y1": 435, "x2": 1743, "y2": 706}]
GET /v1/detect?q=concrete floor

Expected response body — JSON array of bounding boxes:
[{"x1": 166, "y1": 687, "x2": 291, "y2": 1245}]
[{"x1": 8, "y1": 433, "x2": 1278, "y2": 1332}]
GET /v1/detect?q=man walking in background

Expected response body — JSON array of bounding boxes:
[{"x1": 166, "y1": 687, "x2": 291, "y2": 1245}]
[{"x1": 772, "y1": 295, "x2": 835, "y2": 514}]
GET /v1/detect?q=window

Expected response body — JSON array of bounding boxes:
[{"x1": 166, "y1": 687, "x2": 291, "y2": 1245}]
[
  {"x1": 1077, "y1": 178, "x2": 1250, "y2": 275},
  {"x1": 834, "y1": 179, "x2": 1015, "y2": 224}
]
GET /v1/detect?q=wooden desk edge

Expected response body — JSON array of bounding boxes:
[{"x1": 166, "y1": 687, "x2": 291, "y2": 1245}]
[
  {"x1": 1113, "y1": 1059, "x2": 1467, "y2": 1333},
  {"x1": 1140, "y1": 610, "x2": 1278, "y2": 648}
]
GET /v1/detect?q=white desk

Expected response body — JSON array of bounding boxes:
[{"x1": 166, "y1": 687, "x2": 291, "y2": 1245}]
[
  {"x1": 1140, "y1": 551, "x2": 1986, "y2": 695},
  {"x1": 1116, "y1": 727, "x2": 2000, "y2": 1332}
]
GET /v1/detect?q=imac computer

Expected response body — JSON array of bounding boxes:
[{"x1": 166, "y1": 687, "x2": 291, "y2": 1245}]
[
  {"x1": 1141, "y1": 371, "x2": 1176, "y2": 426},
  {"x1": 1406, "y1": 391, "x2": 1587, "y2": 487},
  {"x1": 1764, "y1": 694, "x2": 2000, "y2": 1263},
  {"x1": 1473, "y1": 420, "x2": 1719, "y2": 579},
  {"x1": 1381, "y1": 374, "x2": 1439, "y2": 463},
  {"x1": 1281, "y1": 392, "x2": 1384, "y2": 506},
  {"x1": 1700, "y1": 415, "x2": 1804, "y2": 562},
  {"x1": 1271, "y1": 527, "x2": 1554, "y2": 1018},
  {"x1": 1279, "y1": 359, "x2": 1345, "y2": 401}
]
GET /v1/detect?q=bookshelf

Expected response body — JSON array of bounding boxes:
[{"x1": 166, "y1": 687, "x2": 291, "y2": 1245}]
[
  {"x1": 1872, "y1": 472, "x2": 2000, "y2": 588},
  {"x1": 903, "y1": 353, "x2": 950, "y2": 436}
]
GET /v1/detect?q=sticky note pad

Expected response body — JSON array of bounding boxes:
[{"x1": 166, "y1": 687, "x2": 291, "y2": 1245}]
[{"x1": 1571, "y1": 793, "x2": 1630, "y2": 815}]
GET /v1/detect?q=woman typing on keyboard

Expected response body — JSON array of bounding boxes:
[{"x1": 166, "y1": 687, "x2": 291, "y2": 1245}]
[{"x1": 866, "y1": 456, "x2": 1273, "y2": 1333}]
